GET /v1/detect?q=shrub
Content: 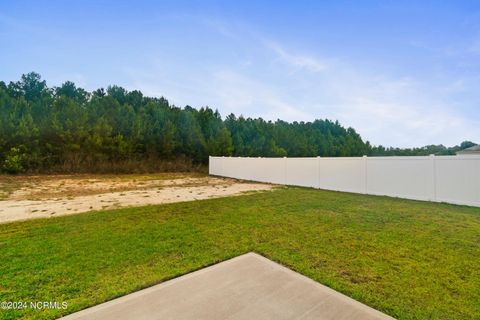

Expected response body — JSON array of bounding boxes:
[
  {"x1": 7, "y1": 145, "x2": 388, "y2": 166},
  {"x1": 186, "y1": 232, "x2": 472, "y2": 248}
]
[{"x1": 2, "y1": 147, "x2": 26, "y2": 174}]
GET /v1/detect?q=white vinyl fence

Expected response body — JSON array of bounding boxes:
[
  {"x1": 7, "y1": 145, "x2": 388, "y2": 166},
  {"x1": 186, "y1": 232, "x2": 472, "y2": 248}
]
[{"x1": 209, "y1": 155, "x2": 480, "y2": 207}]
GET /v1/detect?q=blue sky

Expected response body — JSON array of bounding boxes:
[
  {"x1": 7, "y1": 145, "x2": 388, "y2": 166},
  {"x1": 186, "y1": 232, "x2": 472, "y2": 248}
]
[{"x1": 1, "y1": 0, "x2": 479, "y2": 147}]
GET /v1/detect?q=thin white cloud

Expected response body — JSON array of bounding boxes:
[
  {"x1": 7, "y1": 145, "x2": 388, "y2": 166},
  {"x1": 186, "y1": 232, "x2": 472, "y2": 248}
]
[
  {"x1": 265, "y1": 41, "x2": 328, "y2": 73},
  {"x1": 200, "y1": 18, "x2": 236, "y2": 38},
  {"x1": 211, "y1": 69, "x2": 312, "y2": 120}
]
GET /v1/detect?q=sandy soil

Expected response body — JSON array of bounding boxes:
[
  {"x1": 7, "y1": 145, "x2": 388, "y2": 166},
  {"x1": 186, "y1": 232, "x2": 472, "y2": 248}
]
[{"x1": 0, "y1": 174, "x2": 273, "y2": 224}]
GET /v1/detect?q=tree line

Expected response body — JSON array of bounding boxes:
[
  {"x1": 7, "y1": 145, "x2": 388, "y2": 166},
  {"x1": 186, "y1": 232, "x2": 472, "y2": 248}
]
[
  {"x1": 370, "y1": 141, "x2": 476, "y2": 157},
  {"x1": 0, "y1": 73, "x2": 475, "y2": 173}
]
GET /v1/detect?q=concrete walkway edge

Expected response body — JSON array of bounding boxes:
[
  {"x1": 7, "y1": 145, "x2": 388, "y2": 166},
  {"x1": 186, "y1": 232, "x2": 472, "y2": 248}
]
[{"x1": 61, "y1": 252, "x2": 395, "y2": 320}]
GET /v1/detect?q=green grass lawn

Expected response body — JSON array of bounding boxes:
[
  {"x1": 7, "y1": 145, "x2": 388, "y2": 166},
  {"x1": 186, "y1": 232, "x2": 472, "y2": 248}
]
[{"x1": 1, "y1": 187, "x2": 479, "y2": 320}]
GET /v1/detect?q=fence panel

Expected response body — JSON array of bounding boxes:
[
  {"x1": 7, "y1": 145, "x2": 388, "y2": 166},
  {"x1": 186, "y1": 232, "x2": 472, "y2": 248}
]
[
  {"x1": 366, "y1": 157, "x2": 434, "y2": 201},
  {"x1": 285, "y1": 158, "x2": 318, "y2": 187},
  {"x1": 221, "y1": 157, "x2": 241, "y2": 179},
  {"x1": 435, "y1": 157, "x2": 480, "y2": 207},
  {"x1": 208, "y1": 157, "x2": 223, "y2": 176},
  {"x1": 319, "y1": 157, "x2": 365, "y2": 193},
  {"x1": 256, "y1": 158, "x2": 285, "y2": 184}
]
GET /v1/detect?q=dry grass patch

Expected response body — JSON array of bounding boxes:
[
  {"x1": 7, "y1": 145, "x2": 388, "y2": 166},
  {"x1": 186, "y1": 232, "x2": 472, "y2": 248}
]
[
  {"x1": 0, "y1": 174, "x2": 273, "y2": 223},
  {"x1": 0, "y1": 173, "x2": 212, "y2": 201}
]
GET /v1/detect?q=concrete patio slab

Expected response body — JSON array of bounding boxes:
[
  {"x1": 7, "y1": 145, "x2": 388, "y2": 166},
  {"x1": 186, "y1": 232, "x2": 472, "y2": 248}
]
[{"x1": 61, "y1": 252, "x2": 394, "y2": 320}]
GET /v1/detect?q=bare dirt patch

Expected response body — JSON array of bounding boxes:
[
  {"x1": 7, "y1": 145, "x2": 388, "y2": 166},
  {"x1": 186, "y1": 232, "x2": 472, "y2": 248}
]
[{"x1": 0, "y1": 174, "x2": 274, "y2": 224}]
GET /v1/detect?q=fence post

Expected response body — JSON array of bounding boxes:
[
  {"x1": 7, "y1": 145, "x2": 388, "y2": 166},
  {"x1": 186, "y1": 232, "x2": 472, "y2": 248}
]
[
  {"x1": 221, "y1": 156, "x2": 225, "y2": 177},
  {"x1": 430, "y1": 154, "x2": 437, "y2": 201},
  {"x1": 317, "y1": 156, "x2": 321, "y2": 189},
  {"x1": 283, "y1": 156, "x2": 287, "y2": 185},
  {"x1": 363, "y1": 155, "x2": 368, "y2": 194}
]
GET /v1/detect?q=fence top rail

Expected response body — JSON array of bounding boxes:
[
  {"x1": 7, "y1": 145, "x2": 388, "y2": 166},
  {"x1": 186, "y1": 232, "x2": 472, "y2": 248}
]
[{"x1": 210, "y1": 155, "x2": 480, "y2": 160}]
